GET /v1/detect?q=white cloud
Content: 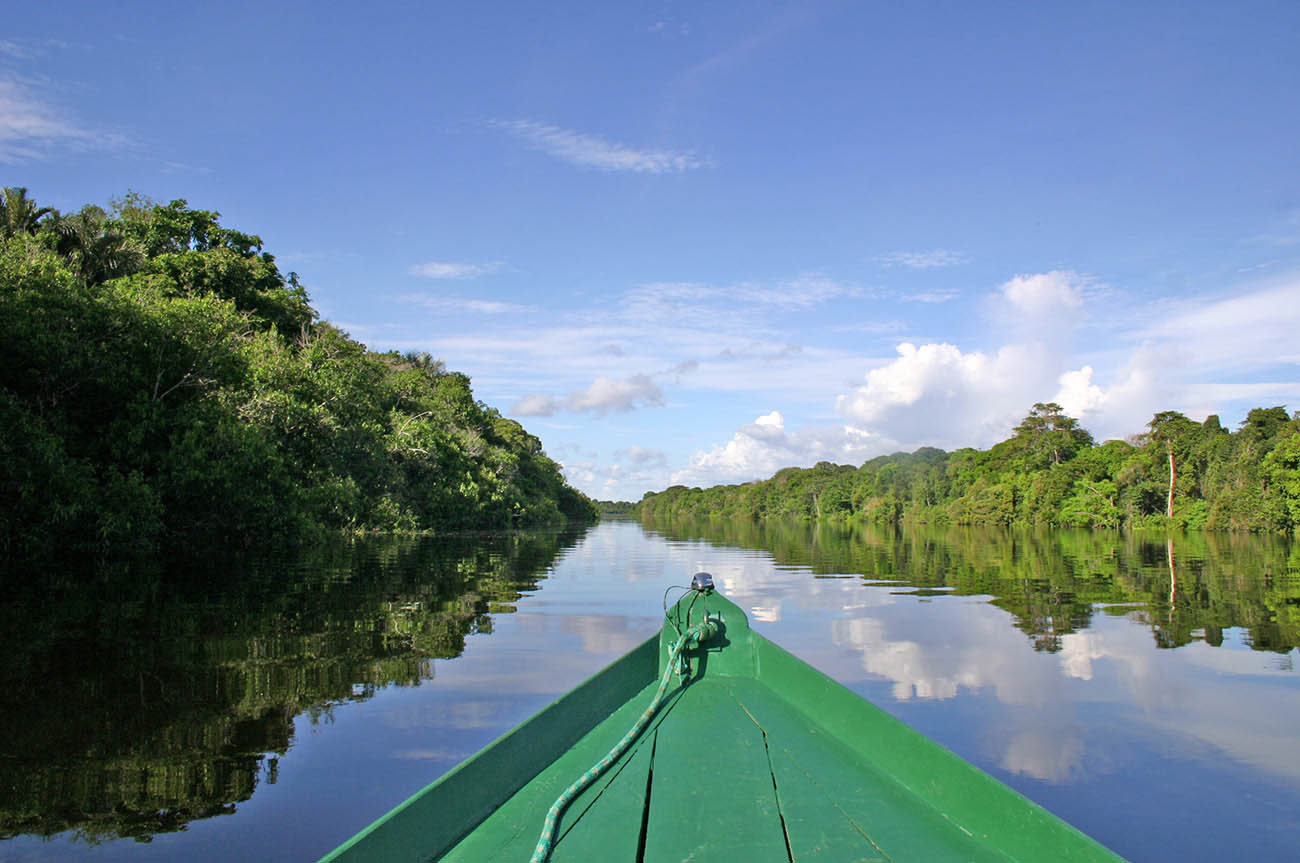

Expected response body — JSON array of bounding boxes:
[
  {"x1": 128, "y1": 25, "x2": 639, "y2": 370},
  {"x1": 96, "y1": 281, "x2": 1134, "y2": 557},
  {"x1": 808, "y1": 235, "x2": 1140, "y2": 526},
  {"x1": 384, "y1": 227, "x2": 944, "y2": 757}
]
[
  {"x1": 511, "y1": 394, "x2": 561, "y2": 416},
  {"x1": 409, "y1": 261, "x2": 504, "y2": 279},
  {"x1": 997, "y1": 270, "x2": 1085, "y2": 318},
  {"x1": 898, "y1": 290, "x2": 960, "y2": 304},
  {"x1": 0, "y1": 76, "x2": 123, "y2": 162},
  {"x1": 399, "y1": 293, "x2": 529, "y2": 314},
  {"x1": 1053, "y1": 365, "x2": 1108, "y2": 418},
  {"x1": 617, "y1": 446, "x2": 667, "y2": 467},
  {"x1": 512, "y1": 374, "x2": 665, "y2": 417},
  {"x1": 568, "y1": 374, "x2": 664, "y2": 414},
  {"x1": 496, "y1": 120, "x2": 704, "y2": 174},
  {"x1": 1137, "y1": 276, "x2": 1300, "y2": 374},
  {"x1": 835, "y1": 341, "x2": 1058, "y2": 448},
  {"x1": 875, "y1": 249, "x2": 969, "y2": 269},
  {"x1": 672, "y1": 410, "x2": 883, "y2": 486},
  {"x1": 732, "y1": 274, "x2": 857, "y2": 309}
]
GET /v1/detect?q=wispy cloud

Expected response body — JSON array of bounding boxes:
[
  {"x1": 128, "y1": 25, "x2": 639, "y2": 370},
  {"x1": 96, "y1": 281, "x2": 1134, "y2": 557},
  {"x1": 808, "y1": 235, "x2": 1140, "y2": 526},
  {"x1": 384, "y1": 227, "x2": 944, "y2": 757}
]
[
  {"x1": 616, "y1": 446, "x2": 667, "y2": 467},
  {"x1": 733, "y1": 274, "x2": 859, "y2": 309},
  {"x1": 495, "y1": 120, "x2": 704, "y2": 174},
  {"x1": 0, "y1": 76, "x2": 125, "y2": 162},
  {"x1": 611, "y1": 275, "x2": 857, "y2": 329},
  {"x1": 399, "y1": 293, "x2": 530, "y2": 314},
  {"x1": 898, "y1": 290, "x2": 960, "y2": 304},
  {"x1": 409, "y1": 260, "x2": 504, "y2": 279},
  {"x1": 875, "y1": 249, "x2": 969, "y2": 269},
  {"x1": 512, "y1": 374, "x2": 666, "y2": 417},
  {"x1": 1249, "y1": 210, "x2": 1300, "y2": 247}
]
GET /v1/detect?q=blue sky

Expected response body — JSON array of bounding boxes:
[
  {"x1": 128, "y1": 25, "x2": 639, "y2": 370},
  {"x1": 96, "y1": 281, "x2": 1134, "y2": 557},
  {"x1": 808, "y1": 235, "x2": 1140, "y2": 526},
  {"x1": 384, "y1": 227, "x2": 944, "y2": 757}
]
[{"x1": 5, "y1": 1, "x2": 1299, "y2": 501}]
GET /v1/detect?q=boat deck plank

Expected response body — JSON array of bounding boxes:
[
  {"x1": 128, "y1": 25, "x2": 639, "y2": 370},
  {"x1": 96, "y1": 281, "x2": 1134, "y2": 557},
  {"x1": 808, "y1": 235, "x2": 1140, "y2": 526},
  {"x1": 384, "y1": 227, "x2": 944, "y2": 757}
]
[
  {"x1": 724, "y1": 676, "x2": 1007, "y2": 861},
  {"x1": 448, "y1": 673, "x2": 1030, "y2": 862},
  {"x1": 442, "y1": 679, "x2": 665, "y2": 861},
  {"x1": 642, "y1": 680, "x2": 791, "y2": 862},
  {"x1": 322, "y1": 590, "x2": 1126, "y2": 862}
]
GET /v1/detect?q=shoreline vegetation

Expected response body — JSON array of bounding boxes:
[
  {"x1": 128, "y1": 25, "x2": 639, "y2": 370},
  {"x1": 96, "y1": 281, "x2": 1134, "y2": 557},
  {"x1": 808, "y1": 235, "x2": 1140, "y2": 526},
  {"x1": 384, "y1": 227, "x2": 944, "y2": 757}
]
[
  {"x1": 0, "y1": 188, "x2": 595, "y2": 567},
  {"x1": 635, "y1": 402, "x2": 1300, "y2": 533}
]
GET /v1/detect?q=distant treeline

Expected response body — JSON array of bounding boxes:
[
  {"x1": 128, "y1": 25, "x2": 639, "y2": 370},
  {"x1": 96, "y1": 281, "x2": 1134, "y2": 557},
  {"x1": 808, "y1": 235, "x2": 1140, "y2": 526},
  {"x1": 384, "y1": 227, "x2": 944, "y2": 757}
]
[
  {"x1": 0, "y1": 188, "x2": 595, "y2": 564},
  {"x1": 637, "y1": 402, "x2": 1300, "y2": 532}
]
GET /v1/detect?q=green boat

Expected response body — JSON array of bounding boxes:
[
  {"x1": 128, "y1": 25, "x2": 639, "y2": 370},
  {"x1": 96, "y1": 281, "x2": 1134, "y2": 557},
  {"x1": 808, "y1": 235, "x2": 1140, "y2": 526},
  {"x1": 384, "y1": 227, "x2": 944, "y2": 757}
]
[{"x1": 322, "y1": 574, "x2": 1125, "y2": 862}]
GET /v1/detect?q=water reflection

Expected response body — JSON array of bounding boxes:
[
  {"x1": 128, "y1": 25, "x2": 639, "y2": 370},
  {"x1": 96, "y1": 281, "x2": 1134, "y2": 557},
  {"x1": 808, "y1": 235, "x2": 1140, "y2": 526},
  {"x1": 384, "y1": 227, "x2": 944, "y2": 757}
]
[
  {"x1": 635, "y1": 517, "x2": 1300, "y2": 861},
  {"x1": 0, "y1": 528, "x2": 588, "y2": 843},
  {"x1": 3, "y1": 519, "x2": 1298, "y2": 862},
  {"x1": 638, "y1": 516, "x2": 1300, "y2": 653}
]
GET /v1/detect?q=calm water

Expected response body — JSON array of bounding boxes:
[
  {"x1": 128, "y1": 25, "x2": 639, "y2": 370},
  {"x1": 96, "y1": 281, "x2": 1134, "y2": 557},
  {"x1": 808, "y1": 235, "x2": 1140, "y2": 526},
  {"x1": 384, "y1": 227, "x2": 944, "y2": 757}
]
[{"x1": 1, "y1": 520, "x2": 1298, "y2": 861}]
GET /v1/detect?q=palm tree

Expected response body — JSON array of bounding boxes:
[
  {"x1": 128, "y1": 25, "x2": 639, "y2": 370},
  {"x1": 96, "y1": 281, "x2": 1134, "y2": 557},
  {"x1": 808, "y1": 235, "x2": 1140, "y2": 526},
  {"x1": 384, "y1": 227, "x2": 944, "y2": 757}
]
[
  {"x1": 49, "y1": 204, "x2": 144, "y2": 285},
  {"x1": 0, "y1": 186, "x2": 55, "y2": 238}
]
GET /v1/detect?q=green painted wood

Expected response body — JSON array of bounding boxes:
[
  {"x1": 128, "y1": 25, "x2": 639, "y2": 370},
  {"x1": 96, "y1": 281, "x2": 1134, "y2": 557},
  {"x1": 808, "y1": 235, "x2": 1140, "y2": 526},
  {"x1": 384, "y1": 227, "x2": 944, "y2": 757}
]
[
  {"x1": 320, "y1": 590, "x2": 1127, "y2": 862},
  {"x1": 542, "y1": 726, "x2": 657, "y2": 861},
  {"x1": 320, "y1": 636, "x2": 658, "y2": 863},
  {"x1": 756, "y1": 743, "x2": 891, "y2": 862},
  {"x1": 723, "y1": 676, "x2": 1005, "y2": 861},
  {"x1": 641, "y1": 680, "x2": 790, "y2": 863},
  {"x1": 659, "y1": 588, "x2": 757, "y2": 679},
  {"x1": 441, "y1": 680, "x2": 665, "y2": 861},
  {"x1": 749, "y1": 632, "x2": 1125, "y2": 862}
]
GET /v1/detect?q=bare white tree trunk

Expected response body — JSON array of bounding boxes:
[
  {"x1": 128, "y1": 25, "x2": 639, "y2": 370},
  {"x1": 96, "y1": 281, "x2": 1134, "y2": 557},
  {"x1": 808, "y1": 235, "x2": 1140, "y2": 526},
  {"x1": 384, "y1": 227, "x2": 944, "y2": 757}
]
[{"x1": 1166, "y1": 443, "x2": 1176, "y2": 518}]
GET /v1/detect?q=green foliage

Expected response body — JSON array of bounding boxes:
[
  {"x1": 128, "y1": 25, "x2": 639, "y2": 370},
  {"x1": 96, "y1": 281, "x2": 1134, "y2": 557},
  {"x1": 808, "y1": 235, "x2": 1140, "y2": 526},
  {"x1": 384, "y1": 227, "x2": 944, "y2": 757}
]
[
  {"x1": 637, "y1": 404, "x2": 1298, "y2": 533},
  {"x1": 0, "y1": 530, "x2": 586, "y2": 841},
  {"x1": 1, "y1": 189, "x2": 594, "y2": 565}
]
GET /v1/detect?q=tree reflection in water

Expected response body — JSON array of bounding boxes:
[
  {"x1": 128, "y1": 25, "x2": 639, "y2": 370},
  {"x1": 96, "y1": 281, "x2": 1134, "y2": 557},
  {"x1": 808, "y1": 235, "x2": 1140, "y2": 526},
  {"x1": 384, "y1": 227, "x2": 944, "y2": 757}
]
[{"x1": 0, "y1": 528, "x2": 588, "y2": 842}]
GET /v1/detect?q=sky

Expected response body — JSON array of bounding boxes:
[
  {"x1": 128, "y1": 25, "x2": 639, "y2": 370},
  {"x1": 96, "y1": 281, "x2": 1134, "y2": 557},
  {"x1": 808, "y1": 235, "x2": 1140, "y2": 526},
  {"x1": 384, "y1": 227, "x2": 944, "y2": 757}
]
[{"x1": 4, "y1": 1, "x2": 1300, "y2": 502}]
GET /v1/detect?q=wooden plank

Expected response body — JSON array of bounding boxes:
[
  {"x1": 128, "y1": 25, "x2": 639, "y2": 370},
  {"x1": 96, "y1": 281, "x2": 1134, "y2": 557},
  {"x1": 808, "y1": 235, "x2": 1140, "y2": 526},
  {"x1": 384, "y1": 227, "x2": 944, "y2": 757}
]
[
  {"x1": 641, "y1": 680, "x2": 790, "y2": 863},
  {"x1": 724, "y1": 677, "x2": 1008, "y2": 862},
  {"x1": 442, "y1": 679, "x2": 664, "y2": 861},
  {"x1": 750, "y1": 636, "x2": 1124, "y2": 862},
  {"x1": 547, "y1": 728, "x2": 657, "y2": 861},
  {"x1": 323, "y1": 636, "x2": 658, "y2": 863}
]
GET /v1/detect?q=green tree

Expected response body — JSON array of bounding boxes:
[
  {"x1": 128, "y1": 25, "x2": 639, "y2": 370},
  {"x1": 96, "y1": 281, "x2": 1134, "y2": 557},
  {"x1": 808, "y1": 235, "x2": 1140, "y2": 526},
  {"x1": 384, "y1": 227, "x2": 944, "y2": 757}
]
[
  {"x1": 1261, "y1": 432, "x2": 1300, "y2": 528},
  {"x1": 1145, "y1": 411, "x2": 1199, "y2": 518},
  {"x1": 0, "y1": 187, "x2": 54, "y2": 238},
  {"x1": 1013, "y1": 402, "x2": 1095, "y2": 469}
]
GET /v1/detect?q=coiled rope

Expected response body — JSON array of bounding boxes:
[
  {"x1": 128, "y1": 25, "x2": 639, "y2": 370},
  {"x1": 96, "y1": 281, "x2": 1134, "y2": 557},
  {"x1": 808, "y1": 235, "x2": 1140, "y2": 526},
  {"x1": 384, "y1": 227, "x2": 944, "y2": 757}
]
[{"x1": 528, "y1": 613, "x2": 715, "y2": 863}]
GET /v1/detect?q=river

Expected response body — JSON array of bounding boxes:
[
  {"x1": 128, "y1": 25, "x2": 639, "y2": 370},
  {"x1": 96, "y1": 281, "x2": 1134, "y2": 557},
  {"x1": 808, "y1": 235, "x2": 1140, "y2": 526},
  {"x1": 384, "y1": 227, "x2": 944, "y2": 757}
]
[{"x1": 1, "y1": 519, "x2": 1297, "y2": 861}]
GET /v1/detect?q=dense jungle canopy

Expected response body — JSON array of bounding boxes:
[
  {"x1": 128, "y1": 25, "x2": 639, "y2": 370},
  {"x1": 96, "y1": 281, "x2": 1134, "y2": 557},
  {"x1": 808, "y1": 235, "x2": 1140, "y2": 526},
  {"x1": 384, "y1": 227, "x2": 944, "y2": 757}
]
[
  {"x1": 0, "y1": 188, "x2": 595, "y2": 565},
  {"x1": 638, "y1": 402, "x2": 1300, "y2": 532}
]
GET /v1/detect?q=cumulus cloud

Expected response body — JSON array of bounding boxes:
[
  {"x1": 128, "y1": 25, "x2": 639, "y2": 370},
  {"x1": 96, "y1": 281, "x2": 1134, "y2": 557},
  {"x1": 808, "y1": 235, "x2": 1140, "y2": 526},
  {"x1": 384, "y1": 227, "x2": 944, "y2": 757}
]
[
  {"x1": 672, "y1": 410, "x2": 883, "y2": 486},
  {"x1": 409, "y1": 260, "x2": 504, "y2": 279},
  {"x1": 496, "y1": 120, "x2": 704, "y2": 174},
  {"x1": 835, "y1": 341, "x2": 1059, "y2": 448},
  {"x1": 997, "y1": 270, "x2": 1085, "y2": 317},
  {"x1": 828, "y1": 270, "x2": 1133, "y2": 450},
  {"x1": 512, "y1": 374, "x2": 665, "y2": 417}
]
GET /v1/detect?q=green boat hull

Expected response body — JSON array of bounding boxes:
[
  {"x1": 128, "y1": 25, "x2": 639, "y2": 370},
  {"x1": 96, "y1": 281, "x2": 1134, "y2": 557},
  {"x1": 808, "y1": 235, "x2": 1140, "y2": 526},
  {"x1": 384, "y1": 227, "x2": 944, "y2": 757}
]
[{"x1": 322, "y1": 590, "x2": 1124, "y2": 861}]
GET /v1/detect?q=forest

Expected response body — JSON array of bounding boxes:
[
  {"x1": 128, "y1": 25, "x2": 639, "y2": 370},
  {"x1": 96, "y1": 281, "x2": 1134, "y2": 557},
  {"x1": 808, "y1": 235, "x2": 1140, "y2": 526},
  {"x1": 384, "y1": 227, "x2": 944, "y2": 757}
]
[
  {"x1": 0, "y1": 188, "x2": 595, "y2": 565},
  {"x1": 637, "y1": 402, "x2": 1300, "y2": 532}
]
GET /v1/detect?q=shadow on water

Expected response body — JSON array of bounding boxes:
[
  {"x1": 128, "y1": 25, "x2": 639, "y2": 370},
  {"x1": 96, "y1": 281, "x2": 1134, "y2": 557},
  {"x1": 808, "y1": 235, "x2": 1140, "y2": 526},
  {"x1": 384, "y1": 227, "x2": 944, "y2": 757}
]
[
  {"x1": 637, "y1": 515, "x2": 1300, "y2": 654},
  {"x1": 0, "y1": 526, "x2": 591, "y2": 843}
]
